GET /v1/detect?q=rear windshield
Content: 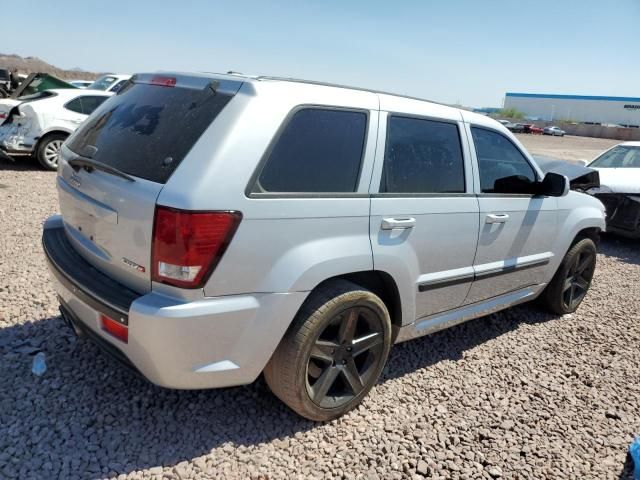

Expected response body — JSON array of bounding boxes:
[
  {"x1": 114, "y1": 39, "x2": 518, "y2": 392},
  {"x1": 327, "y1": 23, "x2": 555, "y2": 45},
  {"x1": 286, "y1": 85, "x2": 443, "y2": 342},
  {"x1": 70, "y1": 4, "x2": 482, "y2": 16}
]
[{"x1": 67, "y1": 81, "x2": 234, "y2": 183}]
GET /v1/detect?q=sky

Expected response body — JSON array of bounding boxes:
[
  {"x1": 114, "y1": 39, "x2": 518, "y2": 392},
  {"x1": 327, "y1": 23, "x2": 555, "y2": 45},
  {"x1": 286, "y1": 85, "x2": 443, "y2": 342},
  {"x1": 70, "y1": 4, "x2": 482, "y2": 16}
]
[{"x1": 4, "y1": 0, "x2": 640, "y2": 107}]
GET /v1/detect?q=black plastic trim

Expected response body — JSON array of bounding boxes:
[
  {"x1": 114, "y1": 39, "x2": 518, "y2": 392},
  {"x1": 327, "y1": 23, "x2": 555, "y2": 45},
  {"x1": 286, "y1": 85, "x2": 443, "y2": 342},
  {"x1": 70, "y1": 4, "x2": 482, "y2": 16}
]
[
  {"x1": 418, "y1": 274, "x2": 474, "y2": 292},
  {"x1": 474, "y1": 259, "x2": 550, "y2": 280},
  {"x1": 372, "y1": 193, "x2": 476, "y2": 198},
  {"x1": 59, "y1": 301, "x2": 146, "y2": 380},
  {"x1": 43, "y1": 225, "x2": 139, "y2": 325},
  {"x1": 418, "y1": 259, "x2": 550, "y2": 292}
]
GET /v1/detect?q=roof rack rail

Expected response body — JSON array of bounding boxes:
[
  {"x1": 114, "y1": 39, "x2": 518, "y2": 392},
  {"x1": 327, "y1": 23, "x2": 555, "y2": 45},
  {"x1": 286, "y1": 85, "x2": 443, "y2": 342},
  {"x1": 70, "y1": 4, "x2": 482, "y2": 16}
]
[{"x1": 255, "y1": 75, "x2": 448, "y2": 107}]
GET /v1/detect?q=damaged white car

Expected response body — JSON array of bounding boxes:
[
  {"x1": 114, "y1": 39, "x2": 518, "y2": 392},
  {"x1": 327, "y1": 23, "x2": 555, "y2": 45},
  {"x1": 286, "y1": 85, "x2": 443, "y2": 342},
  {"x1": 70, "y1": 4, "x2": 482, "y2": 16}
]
[
  {"x1": 585, "y1": 142, "x2": 640, "y2": 239},
  {"x1": 0, "y1": 89, "x2": 112, "y2": 170}
]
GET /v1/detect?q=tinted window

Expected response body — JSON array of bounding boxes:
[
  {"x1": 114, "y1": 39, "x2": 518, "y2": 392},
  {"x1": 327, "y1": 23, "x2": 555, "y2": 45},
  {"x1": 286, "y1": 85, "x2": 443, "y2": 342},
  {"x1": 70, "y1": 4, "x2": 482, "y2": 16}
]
[
  {"x1": 471, "y1": 127, "x2": 537, "y2": 193},
  {"x1": 65, "y1": 96, "x2": 108, "y2": 115},
  {"x1": 67, "y1": 82, "x2": 234, "y2": 183},
  {"x1": 256, "y1": 108, "x2": 367, "y2": 193},
  {"x1": 381, "y1": 116, "x2": 465, "y2": 193},
  {"x1": 64, "y1": 98, "x2": 83, "y2": 114},
  {"x1": 78, "y1": 96, "x2": 108, "y2": 115}
]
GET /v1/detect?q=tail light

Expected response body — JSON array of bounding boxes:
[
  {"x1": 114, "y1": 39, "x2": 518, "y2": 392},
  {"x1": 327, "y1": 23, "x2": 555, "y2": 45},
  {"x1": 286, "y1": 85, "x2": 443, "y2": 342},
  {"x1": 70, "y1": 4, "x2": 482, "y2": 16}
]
[{"x1": 151, "y1": 206, "x2": 242, "y2": 289}]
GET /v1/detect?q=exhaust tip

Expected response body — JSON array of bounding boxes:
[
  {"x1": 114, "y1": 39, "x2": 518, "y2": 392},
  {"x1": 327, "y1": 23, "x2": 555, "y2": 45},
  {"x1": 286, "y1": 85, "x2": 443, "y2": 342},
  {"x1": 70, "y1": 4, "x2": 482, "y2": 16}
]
[{"x1": 59, "y1": 305, "x2": 85, "y2": 338}]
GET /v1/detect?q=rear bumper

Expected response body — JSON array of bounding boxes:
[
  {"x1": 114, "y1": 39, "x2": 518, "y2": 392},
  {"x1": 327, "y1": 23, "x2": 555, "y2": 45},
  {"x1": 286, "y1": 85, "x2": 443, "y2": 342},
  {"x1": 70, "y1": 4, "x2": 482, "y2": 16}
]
[{"x1": 43, "y1": 215, "x2": 306, "y2": 389}]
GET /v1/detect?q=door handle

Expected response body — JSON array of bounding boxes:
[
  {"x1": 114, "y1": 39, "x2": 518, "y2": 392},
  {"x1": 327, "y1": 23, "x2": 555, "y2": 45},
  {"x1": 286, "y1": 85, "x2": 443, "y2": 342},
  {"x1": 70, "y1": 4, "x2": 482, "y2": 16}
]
[
  {"x1": 486, "y1": 213, "x2": 509, "y2": 224},
  {"x1": 381, "y1": 217, "x2": 416, "y2": 230}
]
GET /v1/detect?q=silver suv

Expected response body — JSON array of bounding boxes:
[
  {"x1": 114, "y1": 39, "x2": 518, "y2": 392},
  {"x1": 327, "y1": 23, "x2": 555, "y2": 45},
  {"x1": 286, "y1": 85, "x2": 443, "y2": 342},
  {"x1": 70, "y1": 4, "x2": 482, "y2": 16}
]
[{"x1": 43, "y1": 73, "x2": 606, "y2": 420}]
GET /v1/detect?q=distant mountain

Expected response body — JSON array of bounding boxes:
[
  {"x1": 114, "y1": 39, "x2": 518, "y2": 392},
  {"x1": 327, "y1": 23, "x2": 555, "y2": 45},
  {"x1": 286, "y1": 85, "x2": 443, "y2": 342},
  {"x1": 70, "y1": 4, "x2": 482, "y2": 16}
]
[{"x1": 0, "y1": 53, "x2": 99, "y2": 80}]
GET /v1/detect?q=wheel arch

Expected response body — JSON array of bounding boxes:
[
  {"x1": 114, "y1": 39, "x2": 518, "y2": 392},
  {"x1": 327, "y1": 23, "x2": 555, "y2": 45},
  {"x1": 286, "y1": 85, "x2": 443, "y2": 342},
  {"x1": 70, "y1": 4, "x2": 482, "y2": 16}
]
[
  {"x1": 34, "y1": 129, "x2": 71, "y2": 154},
  {"x1": 572, "y1": 226, "x2": 601, "y2": 247},
  {"x1": 312, "y1": 270, "x2": 403, "y2": 337}
]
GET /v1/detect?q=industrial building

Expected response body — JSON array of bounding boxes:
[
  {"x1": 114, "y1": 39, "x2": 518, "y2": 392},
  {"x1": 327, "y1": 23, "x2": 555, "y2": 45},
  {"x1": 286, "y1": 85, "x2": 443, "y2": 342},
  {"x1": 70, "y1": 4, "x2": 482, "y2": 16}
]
[{"x1": 504, "y1": 92, "x2": 640, "y2": 127}]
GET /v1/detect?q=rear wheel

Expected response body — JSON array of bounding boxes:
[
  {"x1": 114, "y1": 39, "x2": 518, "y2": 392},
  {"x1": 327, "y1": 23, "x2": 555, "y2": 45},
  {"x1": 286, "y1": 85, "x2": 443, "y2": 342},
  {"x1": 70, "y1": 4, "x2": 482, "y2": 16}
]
[
  {"x1": 539, "y1": 238, "x2": 597, "y2": 314},
  {"x1": 264, "y1": 280, "x2": 392, "y2": 421},
  {"x1": 36, "y1": 133, "x2": 67, "y2": 170}
]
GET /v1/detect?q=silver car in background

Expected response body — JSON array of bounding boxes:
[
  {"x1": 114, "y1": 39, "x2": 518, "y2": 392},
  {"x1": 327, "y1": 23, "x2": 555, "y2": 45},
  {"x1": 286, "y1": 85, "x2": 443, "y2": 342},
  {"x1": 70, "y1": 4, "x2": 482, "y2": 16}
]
[
  {"x1": 544, "y1": 126, "x2": 566, "y2": 136},
  {"x1": 43, "y1": 73, "x2": 605, "y2": 420}
]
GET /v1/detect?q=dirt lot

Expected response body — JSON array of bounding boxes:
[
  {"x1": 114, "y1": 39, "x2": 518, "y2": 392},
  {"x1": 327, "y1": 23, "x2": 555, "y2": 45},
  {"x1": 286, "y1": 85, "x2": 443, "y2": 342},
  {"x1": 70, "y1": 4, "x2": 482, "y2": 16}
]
[
  {"x1": 0, "y1": 139, "x2": 639, "y2": 479},
  {"x1": 516, "y1": 134, "x2": 619, "y2": 163}
]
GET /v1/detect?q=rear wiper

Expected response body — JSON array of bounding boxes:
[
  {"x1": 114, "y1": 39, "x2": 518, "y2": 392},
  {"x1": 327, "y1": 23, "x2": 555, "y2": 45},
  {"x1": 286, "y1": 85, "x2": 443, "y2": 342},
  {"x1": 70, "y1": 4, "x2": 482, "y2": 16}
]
[{"x1": 68, "y1": 156, "x2": 136, "y2": 182}]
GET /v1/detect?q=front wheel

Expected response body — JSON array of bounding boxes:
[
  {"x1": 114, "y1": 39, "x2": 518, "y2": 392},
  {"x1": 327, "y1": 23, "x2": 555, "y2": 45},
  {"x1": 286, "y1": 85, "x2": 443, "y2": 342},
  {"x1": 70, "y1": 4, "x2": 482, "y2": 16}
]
[
  {"x1": 36, "y1": 133, "x2": 67, "y2": 170},
  {"x1": 264, "y1": 280, "x2": 392, "y2": 421},
  {"x1": 539, "y1": 238, "x2": 597, "y2": 315}
]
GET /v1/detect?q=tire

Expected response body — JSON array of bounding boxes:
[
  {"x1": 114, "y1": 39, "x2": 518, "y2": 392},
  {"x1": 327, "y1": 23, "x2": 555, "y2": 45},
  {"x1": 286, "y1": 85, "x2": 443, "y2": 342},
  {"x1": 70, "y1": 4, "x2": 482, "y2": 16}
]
[
  {"x1": 264, "y1": 279, "x2": 392, "y2": 421},
  {"x1": 539, "y1": 238, "x2": 597, "y2": 315},
  {"x1": 36, "y1": 133, "x2": 67, "y2": 170}
]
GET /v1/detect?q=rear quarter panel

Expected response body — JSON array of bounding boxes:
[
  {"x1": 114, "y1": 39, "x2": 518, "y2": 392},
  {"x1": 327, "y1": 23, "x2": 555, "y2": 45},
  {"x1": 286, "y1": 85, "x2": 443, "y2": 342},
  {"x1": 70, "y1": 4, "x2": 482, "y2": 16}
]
[{"x1": 157, "y1": 81, "x2": 380, "y2": 297}]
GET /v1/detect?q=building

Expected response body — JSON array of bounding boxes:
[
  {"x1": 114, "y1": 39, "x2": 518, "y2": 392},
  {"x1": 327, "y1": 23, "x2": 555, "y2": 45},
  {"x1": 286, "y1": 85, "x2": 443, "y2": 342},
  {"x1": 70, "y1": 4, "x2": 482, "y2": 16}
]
[{"x1": 504, "y1": 92, "x2": 640, "y2": 127}]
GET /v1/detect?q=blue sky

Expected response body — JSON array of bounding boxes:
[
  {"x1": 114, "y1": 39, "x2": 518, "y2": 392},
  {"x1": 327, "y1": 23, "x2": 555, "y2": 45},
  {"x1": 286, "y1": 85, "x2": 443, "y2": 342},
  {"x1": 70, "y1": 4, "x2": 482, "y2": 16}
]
[{"x1": 5, "y1": 0, "x2": 639, "y2": 106}]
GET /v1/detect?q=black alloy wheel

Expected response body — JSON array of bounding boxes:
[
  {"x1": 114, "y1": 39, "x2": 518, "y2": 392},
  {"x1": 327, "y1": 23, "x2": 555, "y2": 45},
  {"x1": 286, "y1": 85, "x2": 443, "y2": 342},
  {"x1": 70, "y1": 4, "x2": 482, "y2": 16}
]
[
  {"x1": 306, "y1": 306, "x2": 385, "y2": 408},
  {"x1": 264, "y1": 279, "x2": 392, "y2": 421},
  {"x1": 562, "y1": 248, "x2": 595, "y2": 311},
  {"x1": 539, "y1": 237, "x2": 597, "y2": 315}
]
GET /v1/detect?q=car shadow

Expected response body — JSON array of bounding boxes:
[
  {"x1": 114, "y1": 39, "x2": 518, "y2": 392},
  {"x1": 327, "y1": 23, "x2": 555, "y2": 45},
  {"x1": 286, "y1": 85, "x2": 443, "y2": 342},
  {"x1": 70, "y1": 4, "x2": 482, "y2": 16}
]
[
  {"x1": 0, "y1": 301, "x2": 557, "y2": 478},
  {"x1": 0, "y1": 314, "x2": 317, "y2": 478},
  {"x1": 382, "y1": 303, "x2": 552, "y2": 382},
  {"x1": 0, "y1": 155, "x2": 44, "y2": 172},
  {"x1": 599, "y1": 234, "x2": 640, "y2": 266},
  {"x1": 618, "y1": 452, "x2": 635, "y2": 479}
]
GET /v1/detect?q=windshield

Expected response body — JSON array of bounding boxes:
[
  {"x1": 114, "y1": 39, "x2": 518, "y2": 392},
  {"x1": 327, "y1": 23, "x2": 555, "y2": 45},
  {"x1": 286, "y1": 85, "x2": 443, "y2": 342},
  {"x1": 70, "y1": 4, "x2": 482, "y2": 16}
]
[
  {"x1": 87, "y1": 75, "x2": 118, "y2": 91},
  {"x1": 0, "y1": 69, "x2": 9, "y2": 80},
  {"x1": 590, "y1": 145, "x2": 640, "y2": 168}
]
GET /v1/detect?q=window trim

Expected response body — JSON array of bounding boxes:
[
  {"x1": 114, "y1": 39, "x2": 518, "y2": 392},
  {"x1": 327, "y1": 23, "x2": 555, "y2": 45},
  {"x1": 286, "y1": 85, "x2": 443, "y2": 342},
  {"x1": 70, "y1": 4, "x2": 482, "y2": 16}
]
[
  {"x1": 377, "y1": 113, "x2": 468, "y2": 195},
  {"x1": 469, "y1": 125, "x2": 541, "y2": 196},
  {"x1": 245, "y1": 104, "x2": 371, "y2": 198}
]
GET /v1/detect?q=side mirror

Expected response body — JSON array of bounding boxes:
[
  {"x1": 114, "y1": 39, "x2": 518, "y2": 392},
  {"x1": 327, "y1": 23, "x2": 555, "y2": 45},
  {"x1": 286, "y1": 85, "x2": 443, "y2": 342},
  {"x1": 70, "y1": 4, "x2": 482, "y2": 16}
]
[
  {"x1": 540, "y1": 172, "x2": 569, "y2": 197},
  {"x1": 575, "y1": 159, "x2": 589, "y2": 166}
]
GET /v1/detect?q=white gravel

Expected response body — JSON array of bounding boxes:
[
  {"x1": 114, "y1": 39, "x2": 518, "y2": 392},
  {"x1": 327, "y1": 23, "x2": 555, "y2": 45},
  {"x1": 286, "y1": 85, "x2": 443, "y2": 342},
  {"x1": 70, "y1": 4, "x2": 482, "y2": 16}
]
[{"x1": 1, "y1": 158, "x2": 639, "y2": 480}]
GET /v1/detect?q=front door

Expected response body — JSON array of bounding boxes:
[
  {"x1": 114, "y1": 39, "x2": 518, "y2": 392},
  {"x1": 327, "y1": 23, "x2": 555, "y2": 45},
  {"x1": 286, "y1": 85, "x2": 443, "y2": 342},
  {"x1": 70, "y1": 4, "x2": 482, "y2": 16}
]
[
  {"x1": 465, "y1": 125, "x2": 558, "y2": 304},
  {"x1": 369, "y1": 110, "x2": 480, "y2": 322}
]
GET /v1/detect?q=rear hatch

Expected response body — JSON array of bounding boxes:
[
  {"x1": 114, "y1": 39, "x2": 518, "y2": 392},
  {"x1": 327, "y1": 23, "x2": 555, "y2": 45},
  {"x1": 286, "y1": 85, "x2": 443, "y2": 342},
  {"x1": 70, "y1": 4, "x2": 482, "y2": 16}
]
[{"x1": 57, "y1": 73, "x2": 242, "y2": 293}]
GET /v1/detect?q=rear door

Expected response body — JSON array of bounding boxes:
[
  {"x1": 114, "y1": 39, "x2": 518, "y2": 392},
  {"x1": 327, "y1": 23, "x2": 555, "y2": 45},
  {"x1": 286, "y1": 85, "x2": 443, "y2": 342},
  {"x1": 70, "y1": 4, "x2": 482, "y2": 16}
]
[
  {"x1": 464, "y1": 125, "x2": 558, "y2": 304},
  {"x1": 369, "y1": 104, "x2": 480, "y2": 321},
  {"x1": 57, "y1": 74, "x2": 242, "y2": 293}
]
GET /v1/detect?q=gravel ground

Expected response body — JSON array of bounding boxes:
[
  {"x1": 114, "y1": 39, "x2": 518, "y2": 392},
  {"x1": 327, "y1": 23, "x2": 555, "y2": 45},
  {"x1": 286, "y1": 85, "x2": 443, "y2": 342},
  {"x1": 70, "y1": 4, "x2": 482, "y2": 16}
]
[
  {"x1": 1, "y1": 155, "x2": 639, "y2": 480},
  {"x1": 516, "y1": 134, "x2": 619, "y2": 163}
]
